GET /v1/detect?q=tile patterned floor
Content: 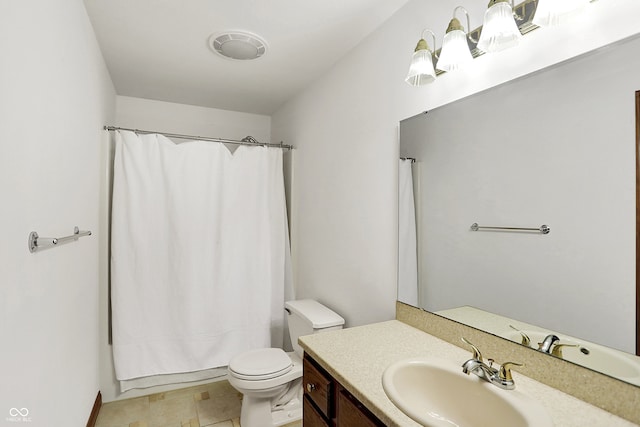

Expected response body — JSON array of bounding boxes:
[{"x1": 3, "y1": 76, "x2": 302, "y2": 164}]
[{"x1": 94, "y1": 380, "x2": 302, "y2": 427}]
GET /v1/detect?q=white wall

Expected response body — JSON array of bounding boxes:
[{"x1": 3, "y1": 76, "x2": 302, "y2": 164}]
[
  {"x1": 0, "y1": 1, "x2": 116, "y2": 425},
  {"x1": 115, "y1": 96, "x2": 272, "y2": 143},
  {"x1": 271, "y1": 0, "x2": 640, "y2": 328},
  {"x1": 401, "y1": 35, "x2": 639, "y2": 353},
  {"x1": 100, "y1": 96, "x2": 272, "y2": 402}
]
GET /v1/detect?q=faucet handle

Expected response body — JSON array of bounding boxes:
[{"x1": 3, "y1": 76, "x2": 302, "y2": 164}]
[
  {"x1": 461, "y1": 337, "x2": 483, "y2": 362},
  {"x1": 551, "y1": 343, "x2": 579, "y2": 358},
  {"x1": 509, "y1": 325, "x2": 531, "y2": 347},
  {"x1": 498, "y1": 361, "x2": 524, "y2": 382}
]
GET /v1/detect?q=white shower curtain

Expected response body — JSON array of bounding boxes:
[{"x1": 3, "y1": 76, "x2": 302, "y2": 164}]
[
  {"x1": 111, "y1": 130, "x2": 293, "y2": 384},
  {"x1": 398, "y1": 159, "x2": 418, "y2": 306}
]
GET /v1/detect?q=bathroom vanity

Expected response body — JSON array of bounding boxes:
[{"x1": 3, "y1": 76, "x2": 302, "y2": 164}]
[
  {"x1": 299, "y1": 320, "x2": 638, "y2": 427},
  {"x1": 303, "y1": 354, "x2": 384, "y2": 426}
]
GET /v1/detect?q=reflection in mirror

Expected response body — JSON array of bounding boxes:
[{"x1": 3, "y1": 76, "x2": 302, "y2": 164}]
[
  {"x1": 398, "y1": 158, "x2": 418, "y2": 306},
  {"x1": 438, "y1": 306, "x2": 640, "y2": 386},
  {"x1": 398, "y1": 34, "x2": 640, "y2": 386}
]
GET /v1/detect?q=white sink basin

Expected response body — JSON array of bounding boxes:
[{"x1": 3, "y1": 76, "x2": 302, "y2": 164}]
[
  {"x1": 504, "y1": 330, "x2": 640, "y2": 386},
  {"x1": 382, "y1": 357, "x2": 553, "y2": 427}
]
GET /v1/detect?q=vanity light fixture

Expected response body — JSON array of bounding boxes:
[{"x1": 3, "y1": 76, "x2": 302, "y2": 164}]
[
  {"x1": 436, "y1": 7, "x2": 475, "y2": 73},
  {"x1": 477, "y1": 0, "x2": 523, "y2": 53},
  {"x1": 406, "y1": 0, "x2": 594, "y2": 85},
  {"x1": 405, "y1": 29, "x2": 438, "y2": 86},
  {"x1": 532, "y1": 0, "x2": 590, "y2": 27}
]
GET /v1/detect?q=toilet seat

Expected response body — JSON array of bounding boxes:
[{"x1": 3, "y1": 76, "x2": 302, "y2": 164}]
[{"x1": 229, "y1": 348, "x2": 293, "y2": 381}]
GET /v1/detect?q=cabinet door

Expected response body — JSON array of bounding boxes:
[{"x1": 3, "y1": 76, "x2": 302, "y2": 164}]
[
  {"x1": 303, "y1": 395, "x2": 331, "y2": 427},
  {"x1": 337, "y1": 389, "x2": 385, "y2": 427}
]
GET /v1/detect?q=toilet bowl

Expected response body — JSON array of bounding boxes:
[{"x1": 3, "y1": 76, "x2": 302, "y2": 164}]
[
  {"x1": 228, "y1": 349, "x2": 303, "y2": 426},
  {"x1": 227, "y1": 300, "x2": 344, "y2": 427}
]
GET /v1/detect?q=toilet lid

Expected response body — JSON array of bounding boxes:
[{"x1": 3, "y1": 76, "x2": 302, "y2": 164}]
[{"x1": 229, "y1": 348, "x2": 293, "y2": 380}]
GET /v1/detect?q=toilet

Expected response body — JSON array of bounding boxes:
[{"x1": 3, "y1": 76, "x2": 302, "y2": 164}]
[{"x1": 227, "y1": 299, "x2": 344, "y2": 427}]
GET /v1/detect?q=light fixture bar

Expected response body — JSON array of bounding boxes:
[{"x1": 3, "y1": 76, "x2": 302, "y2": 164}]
[
  {"x1": 515, "y1": 0, "x2": 542, "y2": 35},
  {"x1": 434, "y1": 0, "x2": 539, "y2": 76}
]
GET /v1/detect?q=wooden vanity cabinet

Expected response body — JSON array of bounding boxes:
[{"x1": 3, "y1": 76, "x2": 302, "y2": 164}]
[
  {"x1": 302, "y1": 355, "x2": 335, "y2": 426},
  {"x1": 303, "y1": 353, "x2": 385, "y2": 427}
]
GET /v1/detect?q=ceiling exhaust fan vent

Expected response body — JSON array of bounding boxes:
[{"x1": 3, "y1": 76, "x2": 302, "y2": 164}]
[{"x1": 209, "y1": 31, "x2": 267, "y2": 61}]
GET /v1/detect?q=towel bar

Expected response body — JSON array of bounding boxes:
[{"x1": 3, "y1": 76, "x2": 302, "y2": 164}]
[
  {"x1": 470, "y1": 223, "x2": 550, "y2": 234},
  {"x1": 28, "y1": 226, "x2": 92, "y2": 253}
]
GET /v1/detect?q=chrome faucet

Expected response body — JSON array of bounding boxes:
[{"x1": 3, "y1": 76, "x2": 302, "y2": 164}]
[
  {"x1": 537, "y1": 334, "x2": 580, "y2": 358},
  {"x1": 537, "y1": 334, "x2": 560, "y2": 354},
  {"x1": 461, "y1": 337, "x2": 522, "y2": 390},
  {"x1": 461, "y1": 358, "x2": 496, "y2": 381}
]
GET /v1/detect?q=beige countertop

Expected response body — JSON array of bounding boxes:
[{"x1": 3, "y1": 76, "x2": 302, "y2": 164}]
[{"x1": 299, "y1": 320, "x2": 637, "y2": 427}]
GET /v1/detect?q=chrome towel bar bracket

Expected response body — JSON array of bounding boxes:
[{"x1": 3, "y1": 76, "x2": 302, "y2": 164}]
[
  {"x1": 28, "y1": 226, "x2": 92, "y2": 253},
  {"x1": 470, "y1": 223, "x2": 550, "y2": 234}
]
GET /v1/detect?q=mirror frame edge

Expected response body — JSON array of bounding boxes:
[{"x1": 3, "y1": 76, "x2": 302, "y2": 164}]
[{"x1": 636, "y1": 90, "x2": 640, "y2": 357}]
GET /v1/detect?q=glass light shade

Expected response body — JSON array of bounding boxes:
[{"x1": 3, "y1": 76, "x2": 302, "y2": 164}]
[
  {"x1": 405, "y1": 46, "x2": 436, "y2": 86},
  {"x1": 532, "y1": 0, "x2": 590, "y2": 27},
  {"x1": 477, "y1": 1, "x2": 522, "y2": 53},
  {"x1": 436, "y1": 29, "x2": 473, "y2": 72}
]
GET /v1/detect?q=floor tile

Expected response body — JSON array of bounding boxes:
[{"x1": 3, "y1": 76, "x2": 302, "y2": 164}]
[
  {"x1": 206, "y1": 380, "x2": 238, "y2": 398},
  {"x1": 148, "y1": 392, "x2": 166, "y2": 402},
  {"x1": 164, "y1": 383, "x2": 211, "y2": 401},
  {"x1": 194, "y1": 391, "x2": 210, "y2": 401},
  {"x1": 196, "y1": 393, "x2": 242, "y2": 426},
  {"x1": 149, "y1": 393, "x2": 197, "y2": 427},
  {"x1": 96, "y1": 380, "x2": 260, "y2": 427},
  {"x1": 95, "y1": 396, "x2": 149, "y2": 427}
]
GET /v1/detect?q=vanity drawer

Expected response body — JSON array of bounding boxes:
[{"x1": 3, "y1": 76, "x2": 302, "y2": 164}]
[{"x1": 303, "y1": 356, "x2": 332, "y2": 418}]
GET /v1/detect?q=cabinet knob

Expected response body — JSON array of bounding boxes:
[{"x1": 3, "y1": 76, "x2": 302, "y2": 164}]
[{"x1": 306, "y1": 383, "x2": 316, "y2": 393}]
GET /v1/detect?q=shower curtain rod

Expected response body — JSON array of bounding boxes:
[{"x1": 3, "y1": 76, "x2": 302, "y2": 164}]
[{"x1": 104, "y1": 126, "x2": 293, "y2": 150}]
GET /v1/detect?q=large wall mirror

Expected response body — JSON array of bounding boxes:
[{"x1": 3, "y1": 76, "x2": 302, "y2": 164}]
[{"x1": 398, "y1": 34, "x2": 640, "y2": 387}]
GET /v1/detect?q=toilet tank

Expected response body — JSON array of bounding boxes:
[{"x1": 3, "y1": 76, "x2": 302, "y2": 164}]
[{"x1": 285, "y1": 299, "x2": 344, "y2": 357}]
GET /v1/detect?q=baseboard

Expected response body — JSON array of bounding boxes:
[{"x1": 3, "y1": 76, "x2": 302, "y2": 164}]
[{"x1": 86, "y1": 391, "x2": 102, "y2": 427}]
